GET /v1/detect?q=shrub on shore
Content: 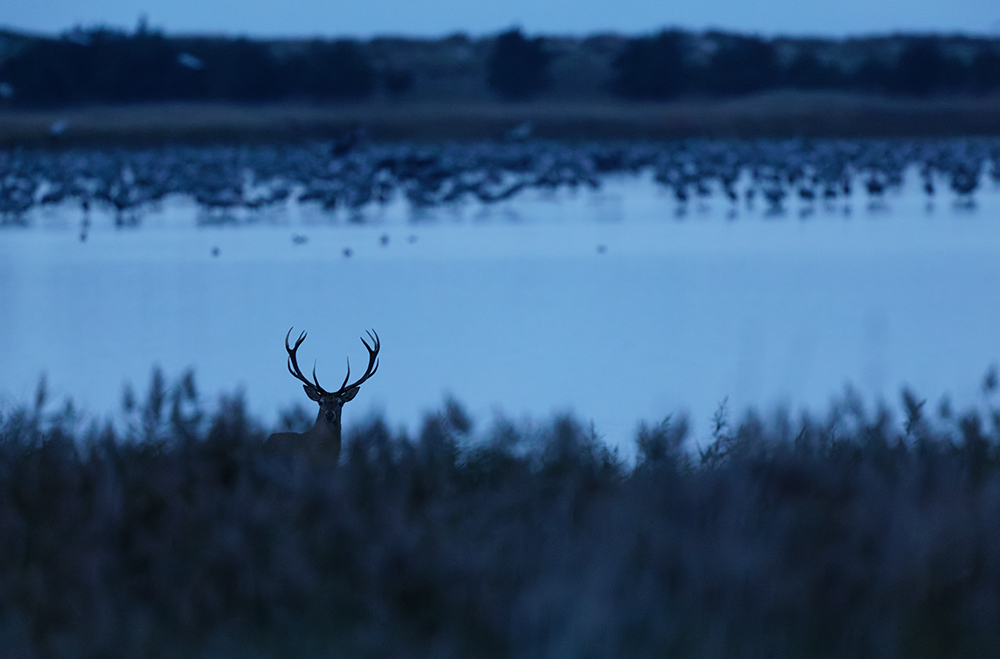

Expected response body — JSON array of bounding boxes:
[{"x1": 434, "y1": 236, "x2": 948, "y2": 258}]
[{"x1": 487, "y1": 29, "x2": 552, "y2": 101}]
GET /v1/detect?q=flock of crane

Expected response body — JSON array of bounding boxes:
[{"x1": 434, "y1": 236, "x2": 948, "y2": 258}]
[{"x1": 1, "y1": 138, "x2": 998, "y2": 226}]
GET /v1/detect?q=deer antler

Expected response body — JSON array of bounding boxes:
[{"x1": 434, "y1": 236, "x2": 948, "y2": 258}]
[
  {"x1": 334, "y1": 329, "x2": 380, "y2": 395},
  {"x1": 283, "y1": 328, "x2": 379, "y2": 398},
  {"x1": 285, "y1": 328, "x2": 331, "y2": 395}
]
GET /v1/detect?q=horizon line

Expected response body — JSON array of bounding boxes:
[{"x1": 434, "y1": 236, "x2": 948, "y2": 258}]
[{"x1": 4, "y1": 22, "x2": 1000, "y2": 43}]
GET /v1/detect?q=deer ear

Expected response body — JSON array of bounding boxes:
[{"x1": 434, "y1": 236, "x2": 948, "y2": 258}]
[
  {"x1": 341, "y1": 386, "x2": 360, "y2": 402},
  {"x1": 304, "y1": 386, "x2": 323, "y2": 401}
]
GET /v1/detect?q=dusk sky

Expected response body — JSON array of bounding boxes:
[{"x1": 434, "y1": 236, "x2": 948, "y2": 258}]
[{"x1": 5, "y1": 0, "x2": 1000, "y2": 38}]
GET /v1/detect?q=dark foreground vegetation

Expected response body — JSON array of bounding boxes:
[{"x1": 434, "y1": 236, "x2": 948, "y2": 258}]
[{"x1": 3, "y1": 370, "x2": 1000, "y2": 657}]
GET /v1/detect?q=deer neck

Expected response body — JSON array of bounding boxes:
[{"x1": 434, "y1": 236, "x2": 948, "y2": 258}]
[{"x1": 305, "y1": 407, "x2": 342, "y2": 458}]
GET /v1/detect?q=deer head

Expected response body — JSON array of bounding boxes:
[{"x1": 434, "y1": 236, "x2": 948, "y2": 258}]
[{"x1": 266, "y1": 327, "x2": 379, "y2": 463}]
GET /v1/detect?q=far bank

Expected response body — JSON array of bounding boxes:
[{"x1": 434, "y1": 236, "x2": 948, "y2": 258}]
[{"x1": 3, "y1": 93, "x2": 1000, "y2": 147}]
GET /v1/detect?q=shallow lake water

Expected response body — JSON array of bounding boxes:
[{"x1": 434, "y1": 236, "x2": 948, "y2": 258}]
[{"x1": 3, "y1": 168, "x2": 1000, "y2": 451}]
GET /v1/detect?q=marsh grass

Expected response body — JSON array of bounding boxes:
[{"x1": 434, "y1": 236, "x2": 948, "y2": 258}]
[{"x1": 3, "y1": 368, "x2": 1000, "y2": 658}]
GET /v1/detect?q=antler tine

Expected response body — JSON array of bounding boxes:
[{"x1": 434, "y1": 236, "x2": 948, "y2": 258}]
[
  {"x1": 360, "y1": 329, "x2": 380, "y2": 380},
  {"x1": 311, "y1": 362, "x2": 325, "y2": 392},
  {"x1": 284, "y1": 328, "x2": 307, "y2": 382},
  {"x1": 365, "y1": 329, "x2": 381, "y2": 379},
  {"x1": 339, "y1": 358, "x2": 351, "y2": 392},
  {"x1": 285, "y1": 327, "x2": 306, "y2": 353},
  {"x1": 335, "y1": 329, "x2": 380, "y2": 394},
  {"x1": 284, "y1": 327, "x2": 330, "y2": 395}
]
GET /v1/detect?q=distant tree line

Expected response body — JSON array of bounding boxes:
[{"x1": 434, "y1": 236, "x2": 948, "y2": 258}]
[
  {"x1": 609, "y1": 31, "x2": 1000, "y2": 100},
  {"x1": 0, "y1": 26, "x2": 379, "y2": 106},
  {"x1": 486, "y1": 29, "x2": 551, "y2": 100},
  {"x1": 1, "y1": 26, "x2": 999, "y2": 108}
]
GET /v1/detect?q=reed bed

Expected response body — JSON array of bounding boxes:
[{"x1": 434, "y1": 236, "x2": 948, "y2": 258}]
[{"x1": 2, "y1": 370, "x2": 1000, "y2": 657}]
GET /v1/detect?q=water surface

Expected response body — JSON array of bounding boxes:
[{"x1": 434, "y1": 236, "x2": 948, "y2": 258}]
[{"x1": 3, "y1": 163, "x2": 1000, "y2": 448}]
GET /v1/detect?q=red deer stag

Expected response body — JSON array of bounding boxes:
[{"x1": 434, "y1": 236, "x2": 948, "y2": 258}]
[{"x1": 266, "y1": 328, "x2": 379, "y2": 463}]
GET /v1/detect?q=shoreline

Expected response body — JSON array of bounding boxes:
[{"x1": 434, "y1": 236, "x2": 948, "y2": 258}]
[{"x1": 3, "y1": 92, "x2": 1000, "y2": 146}]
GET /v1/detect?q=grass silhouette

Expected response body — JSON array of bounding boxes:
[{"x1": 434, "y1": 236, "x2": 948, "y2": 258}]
[{"x1": 3, "y1": 368, "x2": 1000, "y2": 657}]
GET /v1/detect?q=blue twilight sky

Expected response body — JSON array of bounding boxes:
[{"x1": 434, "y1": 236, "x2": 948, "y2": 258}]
[{"x1": 4, "y1": 0, "x2": 1000, "y2": 39}]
